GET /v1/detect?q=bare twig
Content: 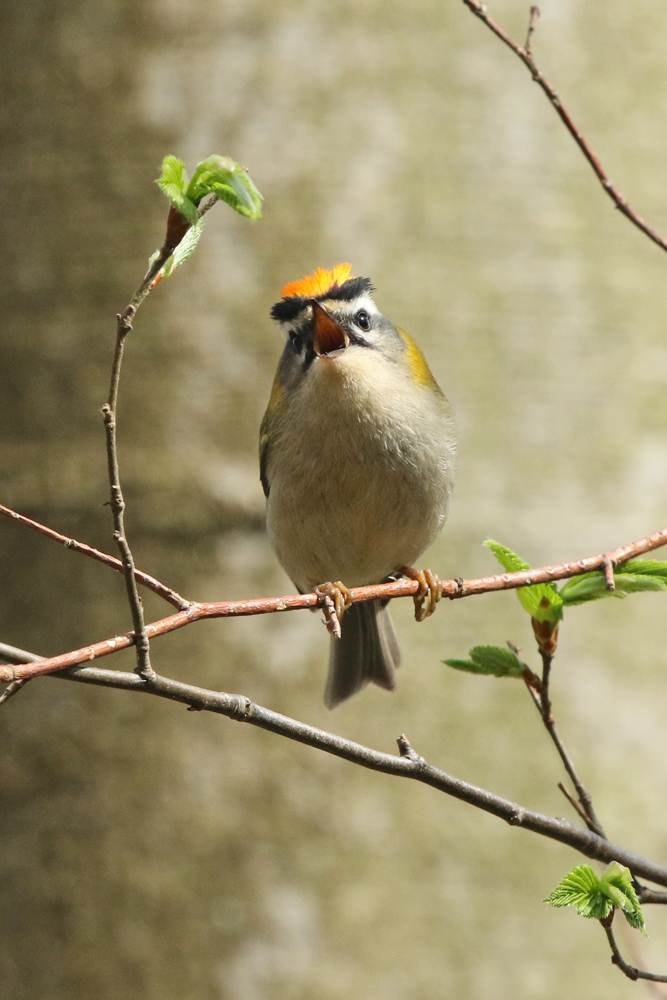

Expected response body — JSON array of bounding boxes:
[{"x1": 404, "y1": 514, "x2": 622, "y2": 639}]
[
  {"x1": 521, "y1": 650, "x2": 605, "y2": 838},
  {"x1": 638, "y1": 888, "x2": 667, "y2": 906},
  {"x1": 461, "y1": 0, "x2": 667, "y2": 254},
  {"x1": 557, "y1": 782, "x2": 591, "y2": 827},
  {"x1": 603, "y1": 557, "x2": 616, "y2": 591},
  {"x1": 2, "y1": 525, "x2": 667, "y2": 683},
  {"x1": 524, "y1": 4, "x2": 539, "y2": 55},
  {"x1": 0, "y1": 503, "x2": 190, "y2": 610},
  {"x1": 600, "y1": 915, "x2": 667, "y2": 983},
  {"x1": 0, "y1": 678, "x2": 31, "y2": 706},
  {"x1": 102, "y1": 307, "x2": 155, "y2": 681},
  {"x1": 0, "y1": 642, "x2": 43, "y2": 707}
]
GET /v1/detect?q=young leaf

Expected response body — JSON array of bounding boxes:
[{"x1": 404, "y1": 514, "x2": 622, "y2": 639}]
[
  {"x1": 155, "y1": 155, "x2": 199, "y2": 225},
  {"x1": 600, "y1": 862, "x2": 646, "y2": 935},
  {"x1": 443, "y1": 645, "x2": 524, "y2": 678},
  {"x1": 560, "y1": 569, "x2": 667, "y2": 606},
  {"x1": 618, "y1": 558, "x2": 667, "y2": 580},
  {"x1": 484, "y1": 540, "x2": 563, "y2": 623},
  {"x1": 185, "y1": 155, "x2": 263, "y2": 219},
  {"x1": 544, "y1": 862, "x2": 646, "y2": 934},
  {"x1": 543, "y1": 864, "x2": 613, "y2": 920},
  {"x1": 484, "y1": 539, "x2": 530, "y2": 573}
]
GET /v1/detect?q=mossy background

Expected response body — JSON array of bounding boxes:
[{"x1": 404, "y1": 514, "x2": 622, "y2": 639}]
[{"x1": 1, "y1": 1, "x2": 667, "y2": 997}]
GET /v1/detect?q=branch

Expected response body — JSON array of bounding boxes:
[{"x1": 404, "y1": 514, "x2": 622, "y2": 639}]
[
  {"x1": 462, "y1": 0, "x2": 667, "y2": 253},
  {"x1": 601, "y1": 915, "x2": 667, "y2": 983},
  {"x1": 4, "y1": 641, "x2": 667, "y2": 888},
  {"x1": 2, "y1": 525, "x2": 666, "y2": 683},
  {"x1": 0, "y1": 503, "x2": 190, "y2": 610},
  {"x1": 0, "y1": 636, "x2": 663, "y2": 889}
]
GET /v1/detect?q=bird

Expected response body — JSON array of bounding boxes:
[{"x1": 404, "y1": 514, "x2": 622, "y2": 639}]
[{"x1": 260, "y1": 263, "x2": 456, "y2": 708}]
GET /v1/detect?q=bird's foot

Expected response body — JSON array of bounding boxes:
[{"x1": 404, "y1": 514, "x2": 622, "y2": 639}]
[
  {"x1": 315, "y1": 581, "x2": 353, "y2": 639},
  {"x1": 400, "y1": 566, "x2": 442, "y2": 622}
]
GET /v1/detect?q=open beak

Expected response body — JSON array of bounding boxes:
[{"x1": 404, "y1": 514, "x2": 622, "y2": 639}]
[{"x1": 311, "y1": 301, "x2": 349, "y2": 357}]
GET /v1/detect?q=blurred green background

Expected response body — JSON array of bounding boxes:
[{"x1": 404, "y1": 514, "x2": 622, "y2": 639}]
[{"x1": 2, "y1": 1, "x2": 667, "y2": 997}]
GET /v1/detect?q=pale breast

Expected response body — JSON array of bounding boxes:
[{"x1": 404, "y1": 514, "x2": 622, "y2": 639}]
[{"x1": 265, "y1": 345, "x2": 456, "y2": 590}]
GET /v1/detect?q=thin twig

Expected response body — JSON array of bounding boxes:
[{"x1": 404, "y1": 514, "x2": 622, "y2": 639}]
[
  {"x1": 102, "y1": 307, "x2": 155, "y2": 681},
  {"x1": 603, "y1": 557, "x2": 616, "y2": 591},
  {"x1": 600, "y1": 915, "x2": 667, "y2": 983},
  {"x1": 524, "y1": 4, "x2": 539, "y2": 55},
  {"x1": 557, "y1": 781, "x2": 594, "y2": 828},
  {"x1": 0, "y1": 678, "x2": 31, "y2": 706},
  {"x1": 638, "y1": 888, "x2": 667, "y2": 906},
  {"x1": 2, "y1": 525, "x2": 667, "y2": 683},
  {"x1": 99, "y1": 198, "x2": 221, "y2": 678},
  {"x1": 0, "y1": 643, "x2": 43, "y2": 707},
  {"x1": 461, "y1": 0, "x2": 667, "y2": 254},
  {"x1": 0, "y1": 503, "x2": 190, "y2": 610},
  {"x1": 522, "y1": 652, "x2": 606, "y2": 838}
]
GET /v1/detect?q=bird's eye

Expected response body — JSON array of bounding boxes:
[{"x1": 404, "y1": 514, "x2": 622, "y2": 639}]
[{"x1": 355, "y1": 310, "x2": 371, "y2": 331}]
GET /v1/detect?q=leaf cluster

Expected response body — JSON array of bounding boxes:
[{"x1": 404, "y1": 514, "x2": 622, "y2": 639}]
[
  {"x1": 156, "y1": 154, "x2": 263, "y2": 223},
  {"x1": 151, "y1": 155, "x2": 263, "y2": 283},
  {"x1": 544, "y1": 862, "x2": 646, "y2": 934}
]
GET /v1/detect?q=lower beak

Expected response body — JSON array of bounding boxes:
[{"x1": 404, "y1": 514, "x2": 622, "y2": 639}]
[{"x1": 311, "y1": 301, "x2": 349, "y2": 356}]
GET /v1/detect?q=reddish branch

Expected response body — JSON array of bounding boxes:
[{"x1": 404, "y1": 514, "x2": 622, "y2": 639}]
[
  {"x1": 462, "y1": 0, "x2": 667, "y2": 253},
  {"x1": 0, "y1": 503, "x2": 189, "y2": 610},
  {"x1": 1, "y1": 518, "x2": 665, "y2": 683}
]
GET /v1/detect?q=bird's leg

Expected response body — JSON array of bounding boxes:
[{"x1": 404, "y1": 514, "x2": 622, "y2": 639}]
[
  {"x1": 400, "y1": 566, "x2": 442, "y2": 622},
  {"x1": 314, "y1": 581, "x2": 353, "y2": 639}
]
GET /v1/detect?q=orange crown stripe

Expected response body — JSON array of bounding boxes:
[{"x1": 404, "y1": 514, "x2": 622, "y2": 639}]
[{"x1": 280, "y1": 263, "x2": 353, "y2": 299}]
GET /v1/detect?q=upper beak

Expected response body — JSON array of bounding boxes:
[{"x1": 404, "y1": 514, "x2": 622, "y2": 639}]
[{"x1": 311, "y1": 301, "x2": 349, "y2": 357}]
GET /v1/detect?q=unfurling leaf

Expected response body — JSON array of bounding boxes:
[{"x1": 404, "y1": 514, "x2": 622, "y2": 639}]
[
  {"x1": 443, "y1": 645, "x2": 524, "y2": 679},
  {"x1": 185, "y1": 155, "x2": 263, "y2": 219},
  {"x1": 155, "y1": 155, "x2": 199, "y2": 224},
  {"x1": 601, "y1": 862, "x2": 646, "y2": 934},
  {"x1": 560, "y1": 561, "x2": 667, "y2": 606},
  {"x1": 484, "y1": 540, "x2": 563, "y2": 624},
  {"x1": 483, "y1": 540, "x2": 530, "y2": 573},
  {"x1": 544, "y1": 862, "x2": 646, "y2": 935}
]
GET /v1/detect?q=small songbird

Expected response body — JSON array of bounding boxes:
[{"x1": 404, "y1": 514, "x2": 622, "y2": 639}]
[{"x1": 260, "y1": 264, "x2": 456, "y2": 708}]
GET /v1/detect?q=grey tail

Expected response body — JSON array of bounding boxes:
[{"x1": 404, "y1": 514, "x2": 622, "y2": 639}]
[{"x1": 324, "y1": 599, "x2": 401, "y2": 710}]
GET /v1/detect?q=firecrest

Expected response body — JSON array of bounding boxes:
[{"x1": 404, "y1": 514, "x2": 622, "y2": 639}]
[{"x1": 260, "y1": 264, "x2": 456, "y2": 708}]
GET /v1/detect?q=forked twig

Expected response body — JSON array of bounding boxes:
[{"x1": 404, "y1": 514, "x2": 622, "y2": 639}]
[{"x1": 462, "y1": 0, "x2": 667, "y2": 253}]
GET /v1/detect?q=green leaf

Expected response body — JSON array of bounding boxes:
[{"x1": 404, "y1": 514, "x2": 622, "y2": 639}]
[
  {"x1": 443, "y1": 645, "x2": 524, "y2": 679},
  {"x1": 618, "y1": 559, "x2": 667, "y2": 579},
  {"x1": 544, "y1": 862, "x2": 646, "y2": 934},
  {"x1": 171, "y1": 217, "x2": 204, "y2": 269},
  {"x1": 185, "y1": 155, "x2": 263, "y2": 219},
  {"x1": 601, "y1": 862, "x2": 646, "y2": 935},
  {"x1": 560, "y1": 570, "x2": 667, "y2": 606},
  {"x1": 543, "y1": 864, "x2": 613, "y2": 920},
  {"x1": 484, "y1": 540, "x2": 563, "y2": 623},
  {"x1": 484, "y1": 540, "x2": 530, "y2": 573},
  {"x1": 155, "y1": 155, "x2": 199, "y2": 224}
]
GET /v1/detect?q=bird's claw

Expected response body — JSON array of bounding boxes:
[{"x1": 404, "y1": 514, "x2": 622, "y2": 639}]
[
  {"x1": 315, "y1": 581, "x2": 353, "y2": 639},
  {"x1": 401, "y1": 566, "x2": 442, "y2": 622}
]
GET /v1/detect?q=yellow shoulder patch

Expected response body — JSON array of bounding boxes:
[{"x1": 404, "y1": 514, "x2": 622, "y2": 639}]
[
  {"x1": 396, "y1": 327, "x2": 444, "y2": 395},
  {"x1": 280, "y1": 263, "x2": 353, "y2": 299}
]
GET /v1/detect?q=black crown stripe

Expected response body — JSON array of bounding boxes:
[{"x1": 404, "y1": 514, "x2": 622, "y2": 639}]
[{"x1": 270, "y1": 276, "x2": 375, "y2": 322}]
